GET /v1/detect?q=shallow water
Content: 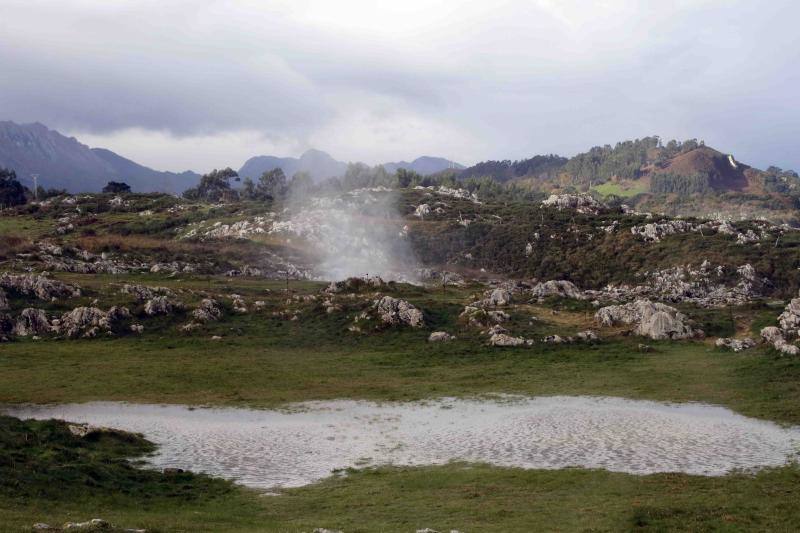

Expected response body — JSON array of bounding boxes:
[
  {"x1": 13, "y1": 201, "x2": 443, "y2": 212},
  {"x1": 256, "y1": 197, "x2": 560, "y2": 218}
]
[{"x1": 5, "y1": 396, "x2": 800, "y2": 489}]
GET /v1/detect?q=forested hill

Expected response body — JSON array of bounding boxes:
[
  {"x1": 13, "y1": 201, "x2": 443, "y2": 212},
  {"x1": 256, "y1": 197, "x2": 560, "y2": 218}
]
[{"x1": 459, "y1": 136, "x2": 798, "y2": 193}]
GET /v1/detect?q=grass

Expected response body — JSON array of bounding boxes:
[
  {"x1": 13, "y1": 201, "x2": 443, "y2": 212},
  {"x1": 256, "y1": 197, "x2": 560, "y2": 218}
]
[
  {"x1": 2, "y1": 329, "x2": 799, "y2": 425},
  {"x1": 592, "y1": 180, "x2": 649, "y2": 198}
]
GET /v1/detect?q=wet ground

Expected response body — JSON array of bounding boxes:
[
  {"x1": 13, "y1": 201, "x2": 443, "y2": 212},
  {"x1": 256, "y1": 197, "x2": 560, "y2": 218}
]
[{"x1": 6, "y1": 395, "x2": 799, "y2": 489}]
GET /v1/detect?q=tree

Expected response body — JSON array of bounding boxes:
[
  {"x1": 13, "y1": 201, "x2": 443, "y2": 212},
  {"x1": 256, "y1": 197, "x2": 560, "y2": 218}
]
[
  {"x1": 258, "y1": 168, "x2": 287, "y2": 200},
  {"x1": 102, "y1": 181, "x2": 131, "y2": 194},
  {"x1": 183, "y1": 168, "x2": 238, "y2": 202},
  {"x1": 288, "y1": 171, "x2": 314, "y2": 199},
  {"x1": 241, "y1": 177, "x2": 257, "y2": 200},
  {"x1": 396, "y1": 168, "x2": 420, "y2": 188},
  {"x1": 0, "y1": 168, "x2": 26, "y2": 207}
]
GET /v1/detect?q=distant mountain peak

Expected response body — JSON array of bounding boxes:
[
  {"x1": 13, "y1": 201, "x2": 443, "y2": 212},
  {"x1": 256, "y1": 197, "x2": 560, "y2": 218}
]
[{"x1": 0, "y1": 120, "x2": 199, "y2": 193}]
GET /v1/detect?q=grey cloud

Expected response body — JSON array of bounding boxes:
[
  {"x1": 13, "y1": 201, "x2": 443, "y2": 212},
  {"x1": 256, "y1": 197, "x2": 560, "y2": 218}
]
[{"x1": 0, "y1": 0, "x2": 798, "y2": 171}]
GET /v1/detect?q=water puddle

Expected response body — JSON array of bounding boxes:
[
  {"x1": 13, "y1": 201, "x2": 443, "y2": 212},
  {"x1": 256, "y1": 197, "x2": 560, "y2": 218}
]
[{"x1": 5, "y1": 396, "x2": 799, "y2": 489}]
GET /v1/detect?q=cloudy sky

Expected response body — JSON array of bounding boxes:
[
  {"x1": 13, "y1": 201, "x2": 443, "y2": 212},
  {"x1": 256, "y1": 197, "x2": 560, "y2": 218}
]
[{"x1": 1, "y1": 0, "x2": 798, "y2": 173}]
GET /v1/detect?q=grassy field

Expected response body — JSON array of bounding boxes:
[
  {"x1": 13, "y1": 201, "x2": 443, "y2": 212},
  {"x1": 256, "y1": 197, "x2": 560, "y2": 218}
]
[{"x1": 591, "y1": 180, "x2": 649, "y2": 198}]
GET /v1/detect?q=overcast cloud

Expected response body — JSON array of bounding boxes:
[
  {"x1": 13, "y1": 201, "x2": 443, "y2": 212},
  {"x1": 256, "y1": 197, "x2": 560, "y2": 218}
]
[{"x1": 1, "y1": 0, "x2": 798, "y2": 172}]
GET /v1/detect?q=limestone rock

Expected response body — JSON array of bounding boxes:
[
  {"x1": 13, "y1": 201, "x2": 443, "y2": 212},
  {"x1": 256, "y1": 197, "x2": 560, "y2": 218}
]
[
  {"x1": 120, "y1": 284, "x2": 176, "y2": 302},
  {"x1": 715, "y1": 337, "x2": 756, "y2": 352},
  {"x1": 778, "y1": 296, "x2": 800, "y2": 337},
  {"x1": 428, "y1": 331, "x2": 455, "y2": 342},
  {"x1": 487, "y1": 288, "x2": 512, "y2": 306},
  {"x1": 144, "y1": 296, "x2": 182, "y2": 316},
  {"x1": 14, "y1": 308, "x2": 50, "y2": 336},
  {"x1": 56, "y1": 307, "x2": 111, "y2": 338},
  {"x1": 575, "y1": 330, "x2": 599, "y2": 342},
  {"x1": 760, "y1": 326, "x2": 784, "y2": 344},
  {"x1": 541, "y1": 193, "x2": 604, "y2": 214},
  {"x1": 489, "y1": 333, "x2": 531, "y2": 347},
  {"x1": 0, "y1": 272, "x2": 81, "y2": 301},
  {"x1": 595, "y1": 299, "x2": 699, "y2": 340},
  {"x1": 530, "y1": 280, "x2": 584, "y2": 300},
  {"x1": 374, "y1": 296, "x2": 424, "y2": 328},
  {"x1": 192, "y1": 299, "x2": 222, "y2": 323}
]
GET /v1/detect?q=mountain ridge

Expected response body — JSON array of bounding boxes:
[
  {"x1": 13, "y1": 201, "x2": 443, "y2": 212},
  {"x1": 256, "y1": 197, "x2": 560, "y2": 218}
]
[{"x1": 0, "y1": 121, "x2": 201, "y2": 194}]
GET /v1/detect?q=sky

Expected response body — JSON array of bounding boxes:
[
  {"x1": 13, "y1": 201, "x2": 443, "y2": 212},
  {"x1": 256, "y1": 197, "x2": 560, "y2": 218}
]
[{"x1": 1, "y1": 0, "x2": 798, "y2": 173}]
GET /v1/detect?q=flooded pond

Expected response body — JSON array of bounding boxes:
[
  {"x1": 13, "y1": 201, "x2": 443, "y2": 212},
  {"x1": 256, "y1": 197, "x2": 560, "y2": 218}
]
[{"x1": 5, "y1": 396, "x2": 799, "y2": 489}]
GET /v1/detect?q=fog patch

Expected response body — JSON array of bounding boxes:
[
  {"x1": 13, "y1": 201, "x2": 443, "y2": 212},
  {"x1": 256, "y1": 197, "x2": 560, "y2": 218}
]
[{"x1": 270, "y1": 187, "x2": 417, "y2": 282}]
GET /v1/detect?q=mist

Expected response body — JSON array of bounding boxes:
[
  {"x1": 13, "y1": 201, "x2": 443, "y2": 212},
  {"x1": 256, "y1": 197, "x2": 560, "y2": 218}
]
[{"x1": 274, "y1": 187, "x2": 418, "y2": 282}]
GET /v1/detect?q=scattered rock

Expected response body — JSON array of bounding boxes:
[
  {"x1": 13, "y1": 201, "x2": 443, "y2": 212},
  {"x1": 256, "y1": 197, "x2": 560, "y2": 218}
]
[
  {"x1": 541, "y1": 193, "x2": 604, "y2": 214},
  {"x1": 715, "y1": 337, "x2": 756, "y2": 352},
  {"x1": 595, "y1": 299, "x2": 700, "y2": 340},
  {"x1": 489, "y1": 333, "x2": 531, "y2": 347},
  {"x1": 14, "y1": 308, "x2": 51, "y2": 336},
  {"x1": 120, "y1": 284, "x2": 176, "y2": 302},
  {"x1": 575, "y1": 330, "x2": 599, "y2": 342},
  {"x1": 0, "y1": 272, "x2": 81, "y2": 301},
  {"x1": 428, "y1": 331, "x2": 455, "y2": 342},
  {"x1": 144, "y1": 296, "x2": 183, "y2": 316},
  {"x1": 374, "y1": 296, "x2": 424, "y2": 328},
  {"x1": 192, "y1": 298, "x2": 222, "y2": 323},
  {"x1": 130, "y1": 324, "x2": 144, "y2": 334},
  {"x1": 530, "y1": 280, "x2": 584, "y2": 300}
]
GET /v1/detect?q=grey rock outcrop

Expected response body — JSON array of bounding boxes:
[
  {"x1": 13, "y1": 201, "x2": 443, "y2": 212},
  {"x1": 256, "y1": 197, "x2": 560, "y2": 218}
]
[
  {"x1": 14, "y1": 308, "x2": 51, "y2": 336},
  {"x1": 192, "y1": 299, "x2": 222, "y2": 323},
  {"x1": 760, "y1": 326, "x2": 799, "y2": 355},
  {"x1": 595, "y1": 299, "x2": 699, "y2": 340},
  {"x1": 541, "y1": 193, "x2": 604, "y2": 214},
  {"x1": 0, "y1": 272, "x2": 81, "y2": 301},
  {"x1": 428, "y1": 331, "x2": 455, "y2": 342},
  {"x1": 489, "y1": 333, "x2": 531, "y2": 347},
  {"x1": 144, "y1": 296, "x2": 183, "y2": 316},
  {"x1": 530, "y1": 280, "x2": 584, "y2": 300},
  {"x1": 778, "y1": 296, "x2": 800, "y2": 337},
  {"x1": 374, "y1": 296, "x2": 424, "y2": 327},
  {"x1": 120, "y1": 284, "x2": 176, "y2": 302},
  {"x1": 715, "y1": 337, "x2": 756, "y2": 352}
]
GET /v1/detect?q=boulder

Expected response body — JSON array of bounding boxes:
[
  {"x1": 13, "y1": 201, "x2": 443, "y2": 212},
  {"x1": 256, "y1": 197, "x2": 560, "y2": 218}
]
[
  {"x1": 120, "y1": 284, "x2": 176, "y2": 302},
  {"x1": 542, "y1": 334, "x2": 567, "y2": 344},
  {"x1": 715, "y1": 337, "x2": 756, "y2": 352},
  {"x1": 595, "y1": 299, "x2": 699, "y2": 340},
  {"x1": 760, "y1": 326, "x2": 784, "y2": 344},
  {"x1": 487, "y1": 288, "x2": 512, "y2": 306},
  {"x1": 192, "y1": 299, "x2": 222, "y2": 323},
  {"x1": 56, "y1": 307, "x2": 110, "y2": 338},
  {"x1": 489, "y1": 333, "x2": 531, "y2": 347},
  {"x1": 530, "y1": 280, "x2": 584, "y2": 300},
  {"x1": 778, "y1": 296, "x2": 800, "y2": 337},
  {"x1": 541, "y1": 193, "x2": 604, "y2": 214},
  {"x1": 414, "y1": 203, "x2": 431, "y2": 218},
  {"x1": 14, "y1": 308, "x2": 50, "y2": 336},
  {"x1": 0, "y1": 288, "x2": 8, "y2": 311},
  {"x1": 575, "y1": 330, "x2": 599, "y2": 342},
  {"x1": 374, "y1": 296, "x2": 424, "y2": 328},
  {"x1": 0, "y1": 272, "x2": 81, "y2": 301},
  {"x1": 144, "y1": 296, "x2": 182, "y2": 316},
  {"x1": 428, "y1": 331, "x2": 455, "y2": 342}
]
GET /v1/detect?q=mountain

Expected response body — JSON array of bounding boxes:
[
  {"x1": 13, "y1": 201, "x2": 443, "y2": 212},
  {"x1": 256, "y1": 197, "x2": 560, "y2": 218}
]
[
  {"x1": 0, "y1": 121, "x2": 200, "y2": 193},
  {"x1": 238, "y1": 149, "x2": 348, "y2": 182},
  {"x1": 382, "y1": 156, "x2": 464, "y2": 175}
]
